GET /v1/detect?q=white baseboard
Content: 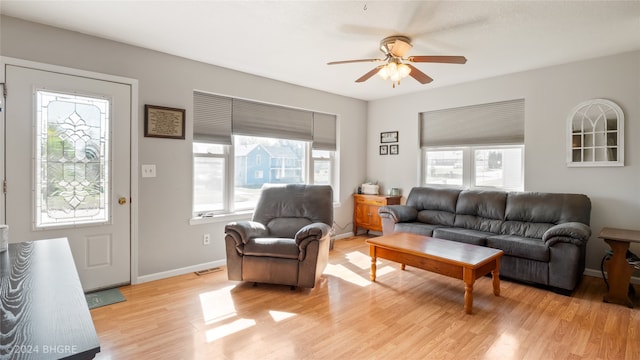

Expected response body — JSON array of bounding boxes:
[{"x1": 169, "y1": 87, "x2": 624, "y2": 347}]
[
  {"x1": 135, "y1": 259, "x2": 227, "y2": 284},
  {"x1": 584, "y1": 268, "x2": 640, "y2": 285},
  {"x1": 333, "y1": 232, "x2": 354, "y2": 240}
]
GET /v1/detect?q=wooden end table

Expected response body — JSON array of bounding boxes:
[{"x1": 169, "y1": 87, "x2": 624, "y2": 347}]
[
  {"x1": 599, "y1": 227, "x2": 640, "y2": 308},
  {"x1": 366, "y1": 232, "x2": 503, "y2": 314}
]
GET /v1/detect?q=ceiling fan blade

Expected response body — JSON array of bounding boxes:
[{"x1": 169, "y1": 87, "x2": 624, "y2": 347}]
[
  {"x1": 355, "y1": 65, "x2": 385, "y2": 83},
  {"x1": 406, "y1": 64, "x2": 433, "y2": 84},
  {"x1": 327, "y1": 58, "x2": 382, "y2": 65},
  {"x1": 408, "y1": 55, "x2": 467, "y2": 64}
]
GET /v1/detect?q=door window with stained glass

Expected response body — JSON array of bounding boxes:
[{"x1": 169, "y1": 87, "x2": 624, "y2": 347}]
[{"x1": 35, "y1": 90, "x2": 110, "y2": 228}]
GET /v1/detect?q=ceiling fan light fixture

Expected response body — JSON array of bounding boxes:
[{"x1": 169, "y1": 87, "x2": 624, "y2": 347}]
[{"x1": 378, "y1": 62, "x2": 411, "y2": 85}]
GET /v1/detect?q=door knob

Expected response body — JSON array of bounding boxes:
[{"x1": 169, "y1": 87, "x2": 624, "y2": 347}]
[{"x1": 118, "y1": 197, "x2": 127, "y2": 205}]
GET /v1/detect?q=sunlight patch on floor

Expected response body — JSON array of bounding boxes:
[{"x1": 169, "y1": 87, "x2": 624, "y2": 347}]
[
  {"x1": 324, "y1": 263, "x2": 371, "y2": 287},
  {"x1": 199, "y1": 285, "x2": 237, "y2": 324},
  {"x1": 324, "y1": 261, "x2": 397, "y2": 287},
  {"x1": 345, "y1": 250, "x2": 373, "y2": 269},
  {"x1": 269, "y1": 310, "x2": 296, "y2": 322},
  {"x1": 205, "y1": 318, "x2": 256, "y2": 343},
  {"x1": 199, "y1": 285, "x2": 257, "y2": 342},
  {"x1": 483, "y1": 331, "x2": 519, "y2": 359}
]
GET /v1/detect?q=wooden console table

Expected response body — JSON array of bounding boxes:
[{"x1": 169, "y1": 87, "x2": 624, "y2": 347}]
[
  {"x1": 353, "y1": 194, "x2": 401, "y2": 235},
  {"x1": 599, "y1": 227, "x2": 640, "y2": 308},
  {"x1": 0, "y1": 238, "x2": 100, "y2": 359}
]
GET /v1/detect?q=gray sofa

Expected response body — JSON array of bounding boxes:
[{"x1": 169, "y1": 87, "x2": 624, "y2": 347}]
[{"x1": 378, "y1": 187, "x2": 592, "y2": 293}]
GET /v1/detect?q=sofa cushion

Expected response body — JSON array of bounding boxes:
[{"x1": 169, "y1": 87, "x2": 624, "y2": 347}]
[
  {"x1": 505, "y1": 192, "x2": 591, "y2": 225},
  {"x1": 243, "y1": 237, "x2": 299, "y2": 259},
  {"x1": 432, "y1": 228, "x2": 492, "y2": 246},
  {"x1": 406, "y1": 187, "x2": 461, "y2": 213},
  {"x1": 417, "y1": 210, "x2": 455, "y2": 226},
  {"x1": 394, "y1": 222, "x2": 441, "y2": 236},
  {"x1": 486, "y1": 235, "x2": 549, "y2": 262}
]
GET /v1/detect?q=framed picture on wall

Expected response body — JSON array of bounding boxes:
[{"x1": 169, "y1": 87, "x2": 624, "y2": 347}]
[
  {"x1": 380, "y1": 131, "x2": 398, "y2": 143},
  {"x1": 144, "y1": 105, "x2": 186, "y2": 139},
  {"x1": 389, "y1": 144, "x2": 399, "y2": 155},
  {"x1": 379, "y1": 145, "x2": 388, "y2": 155}
]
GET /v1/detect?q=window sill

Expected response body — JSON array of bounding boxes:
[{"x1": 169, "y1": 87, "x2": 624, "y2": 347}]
[
  {"x1": 189, "y1": 211, "x2": 253, "y2": 225},
  {"x1": 189, "y1": 202, "x2": 341, "y2": 226}
]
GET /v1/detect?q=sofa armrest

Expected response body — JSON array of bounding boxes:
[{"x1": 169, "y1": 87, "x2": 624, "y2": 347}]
[
  {"x1": 543, "y1": 222, "x2": 591, "y2": 246},
  {"x1": 378, "y1": 205, "x2": 418, "y2": 223},
  {"x1": 295, "y1": 223, "x2": 331, "y2": 246},
  {"x1": 225, "y1": 221, "x2": 269, "y2": 245}
]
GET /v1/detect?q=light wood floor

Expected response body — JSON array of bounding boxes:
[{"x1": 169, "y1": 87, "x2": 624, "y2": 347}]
[{"x1": 91, "y1": 236, "x2": 640, "y2": 360}]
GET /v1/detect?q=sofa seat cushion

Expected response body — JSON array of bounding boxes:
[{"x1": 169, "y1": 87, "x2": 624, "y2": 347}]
[
  {"x1": 432, "y1": 228, "x2": 493, "y2": 246},
  {"x1": 394, "y1": 222, "x2": 441, "y2": 237},
  {"x1": 243, "y1": 237, "x2": 299, "y2": 259},
  {"x1": 486, "y1": 235, "x2": 549, "y2": 262}
]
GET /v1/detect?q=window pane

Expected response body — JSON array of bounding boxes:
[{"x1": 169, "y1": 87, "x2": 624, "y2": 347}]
[
  {"x1": 36, "y1": 90, "x2": 109, "y2": 227},
  {"x1": 193, "y1": 157, "x2": 224, "y2": 213},
  {"x1": 425, "y1": 150, "x2": 463, "y2": 186},
  {"x1": 234, "y1": 135, "x2": 305, "y2": 210},
  {"x1": 474, "y1": 148, "x2": 523, "y2": 189},
  {"x1": 313, "y1": 159, "x2": 331, "y2": 185}
]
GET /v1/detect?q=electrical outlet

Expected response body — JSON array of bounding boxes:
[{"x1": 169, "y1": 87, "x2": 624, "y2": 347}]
[
  {"x1": 141, "y1": 164, "x2": 156, "y2": 178},
  {"x1": 203, "y1": 233, "x2": 211, "y2": 246}
]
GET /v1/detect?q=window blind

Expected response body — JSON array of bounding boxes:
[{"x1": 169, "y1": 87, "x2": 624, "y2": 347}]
[
  {"x1": 193, "y1": 91, "x2": 232, "y2": 145},
  {"x1": 313, "y1": 112, "x2": 337, "y2": 151},
  {"x1": 232, "y1": 99, "x2": 313, "y2": 141},
  {"x1": 420, "y1": 99, "x2": 525, "y2": 147}
]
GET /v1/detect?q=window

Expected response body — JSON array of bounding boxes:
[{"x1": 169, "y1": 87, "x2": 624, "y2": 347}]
[
  {"x1": 423, "y1": 145, "x2": 524, "y2": 191},
  {"x1": 36, "y1": 90, "x2": 110, "y2": 227},
  {"x1": 311, "y1": 150, "x2": 333, "y2": 186},
  {"x1": 233, "y1": 135, "x2": 306, "y2": 211},
  {"x1": 193, "y1": 136, "x2": 335, "y2": 216},
  {"x1": 420, "y1": 99, "x2": 525, "y2": 191},
  {"x1": 192, "y1": 92, "x2": 337, "y2": 217},
  {"x1": 193, "y1": 143, "x2": 226, "y2": 214}
]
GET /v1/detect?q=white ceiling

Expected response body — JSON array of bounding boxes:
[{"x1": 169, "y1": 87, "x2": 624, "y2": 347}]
[{"x1": 2, "y1": 1, "x2": 640, "y2": 101}]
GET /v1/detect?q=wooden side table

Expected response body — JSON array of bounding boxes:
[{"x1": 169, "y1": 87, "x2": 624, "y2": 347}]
[
  {"x1": 598, "y1": 227, "x2": 640, "y2": 308},
  {"x1": 353, "y1": 194, "x2": 401, "y2": 235}
]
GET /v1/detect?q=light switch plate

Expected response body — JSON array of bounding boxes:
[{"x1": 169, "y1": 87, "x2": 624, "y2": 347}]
[{"x1": 141, "y1": 164, "x2": 156, "y2": 178}]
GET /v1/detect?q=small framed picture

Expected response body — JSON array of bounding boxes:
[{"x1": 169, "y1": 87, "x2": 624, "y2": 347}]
[
  {"x1": 380, "y1": 131, "x2": 399, "y2": 143},
  {"x1": 389, "y1": 144, "x2": 399, "y2": 155},
  {"x1": 144, "y1": 105, "x2": 186, "y2": 139},
  {"x1": 379, "y1": 145, "x2": 388, "y2": 155}
]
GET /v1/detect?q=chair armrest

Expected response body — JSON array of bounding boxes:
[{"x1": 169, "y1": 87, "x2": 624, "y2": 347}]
[
  {"x1": 378, "y1": 205, "x2": 418, "y2": 223},
  {"x1": 295, "y1": 223, "x2": 331, "y2": 246},
  {"x1": 543, "y1": 222, "x2": 591, "y2": 246},
  {"x1": 225, "y1": 221, "x2": 269, "y2": 245}
]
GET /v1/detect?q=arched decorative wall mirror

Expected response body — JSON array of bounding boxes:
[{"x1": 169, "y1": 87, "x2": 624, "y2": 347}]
[{"x1": 567, "y1": 99, "x2": 624, "y2": 167}]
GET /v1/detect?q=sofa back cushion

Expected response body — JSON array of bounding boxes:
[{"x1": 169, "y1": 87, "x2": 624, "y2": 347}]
[
  {"x1": 502, "y1": 192, "x2": 591, "y2": 238},
  {"x1": 454, "y1": 190, "x2": 506, "y2": 233},
  {"x1": 406, "y1": 187, "x2": 461, "y2": 226}
]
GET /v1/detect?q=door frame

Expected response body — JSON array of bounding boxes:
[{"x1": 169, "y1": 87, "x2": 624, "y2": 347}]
[{"x1": 0, "y1": 56, "x2": 140, "y2": 285}]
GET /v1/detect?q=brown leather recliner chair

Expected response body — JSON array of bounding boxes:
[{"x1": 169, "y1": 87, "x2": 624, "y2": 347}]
[{"x1": 224, "y1": 184, "x2": 333, "y2": 288}]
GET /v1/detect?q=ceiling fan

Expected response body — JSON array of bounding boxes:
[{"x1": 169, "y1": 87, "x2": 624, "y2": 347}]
[{"x1": 327, "y1": 35, "x2": 467, "y2": 87}]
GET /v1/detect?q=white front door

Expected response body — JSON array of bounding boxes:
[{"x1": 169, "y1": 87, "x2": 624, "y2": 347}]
[{"x1": 4, "y1": 64, "x2": 131, "y2": 291}]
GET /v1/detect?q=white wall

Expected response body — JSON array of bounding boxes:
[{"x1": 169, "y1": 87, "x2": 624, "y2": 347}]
[
  {"x1": 0, "y1": 16, "x2": 367, "y2": 279},
  {"x1": 367, "y1": 51, "x2": 640, "y2": 272}
]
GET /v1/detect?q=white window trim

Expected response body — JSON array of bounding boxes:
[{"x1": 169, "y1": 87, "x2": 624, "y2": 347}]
[
  {"x1": 422, "y1": 144, "x2": 524, "y2": 191},
  {"x1": 192, "y1": 138, "x2": 338, "y2": 221}
]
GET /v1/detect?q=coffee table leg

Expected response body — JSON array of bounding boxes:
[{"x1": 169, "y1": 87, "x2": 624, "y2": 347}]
[
  {"x1": 492, "y1": 259, "x2": 501, "y2": 297},
  {"x1": 401, "y1": 264, "x2": 406, "y2": 271},
  {"x1": 369, "y1": 246, "x2": 377, "y2": 282},
  {"x1": 463, "y1": 268, "x2": 474, "y2": 314}
]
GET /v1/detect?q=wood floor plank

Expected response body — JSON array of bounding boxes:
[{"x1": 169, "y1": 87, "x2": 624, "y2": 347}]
[{"x1": 90, "y1": 236, "x2": 640, "y2": 360}]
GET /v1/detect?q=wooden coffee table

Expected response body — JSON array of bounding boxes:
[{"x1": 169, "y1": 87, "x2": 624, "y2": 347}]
[{"x1": 366, "y1": 232, "x2": 503, "y2": 314}]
